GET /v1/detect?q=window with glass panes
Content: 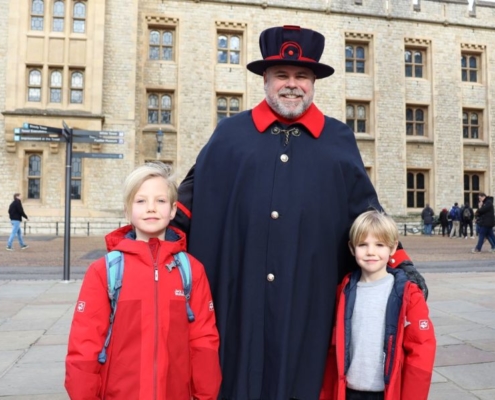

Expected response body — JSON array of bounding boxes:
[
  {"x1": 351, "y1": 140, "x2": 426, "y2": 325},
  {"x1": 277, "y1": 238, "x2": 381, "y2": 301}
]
[
  {"x1": 217, "y1": 33, "x2": 241, "y2": 64},
  {"x1": 346, "y1": 103, "x2": 368, "y2": 133},
  {"x1": 49, "y1": 70, "x2": 63, "y2": 103},
  {"x1": 464, "y1": 173, "x2": 482, "y2": 208},
  {"x1": 217, "y1": 95, "x2": 241, "y2": 123},
  {"x1": 27, "y1": 154, "x2": 42, "y2": 199},
  {"x1": 31, "y1": 0, "x2": 44, "y2": 31},
  {"x1": 71, "y1": 156, "x2": 82, "y2": 200},
  {"x1": 407, "y1": 171, "x2": 427, "y2": 208},
  {"x1": 405, "y1": 48, "x2": 425, "y2": 78},
  {"x1": 149, "y1": 29, "x2": 174, "y2": 60},
  {"x1": 345, "y1": 44, "x2": 366, "y2": 73},
  {"x1": 28, "y1": 69, "x2": 42, "y2": 102},
  {"x1": 52, "y1": 1, "x2": 65, "y2": 32},
  {"x1": 70, "y1": 71, "x2": 84, "y2": 103},
  {"x1": 461, "y1": 53, "x2": 480, "y2": 83},
  {"x1": 462, "y1": 110, "x2": 481, "y2": 139},
  {"x1": 406, "y1": 106, "x2": 427, "y2": 136},
  {"x1": 73, "y1": 2, "x2": 86, "y2": 33},
  {"x1": 147, "y1": 93, "x2": 173, "y2": 125}
]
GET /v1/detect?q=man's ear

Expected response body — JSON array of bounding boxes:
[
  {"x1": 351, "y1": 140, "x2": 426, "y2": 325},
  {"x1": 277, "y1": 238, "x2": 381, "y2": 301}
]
[{"x1": 348, "y1": 241, "x2": 355, "y2": 256}]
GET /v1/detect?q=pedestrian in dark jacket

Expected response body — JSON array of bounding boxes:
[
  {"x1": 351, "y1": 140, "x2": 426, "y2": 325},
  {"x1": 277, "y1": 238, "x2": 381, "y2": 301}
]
[
  {"x1": 449, "y1": 203, "x2": 461, "y2": 238},
  {"x1": 171, "y1": 25, "x2": 428, "y2": 400},
  {"x1": 461, "y1": 202, "x2": 474, "y2": 239},
  {"x1": 6, "y1": 193, "x2": 29, "y2": 251},
  {"x1": 320, "y1": 210, "x2": 435, "y2": 400},
  {"x1": 439, "y1": 208, "x2": 449, "y2": 236},
  {"x1": 471, "y1": 193, "x2": 495, "y2": 253},
  {"x1": 421, "y1": 204, "x2": 434, "y2": 236}
]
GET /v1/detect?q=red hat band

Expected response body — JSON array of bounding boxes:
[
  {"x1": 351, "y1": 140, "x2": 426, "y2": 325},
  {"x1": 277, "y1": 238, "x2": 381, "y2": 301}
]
[{"x1": 265, "y1": 41, "x2": 316, "y2": 63}]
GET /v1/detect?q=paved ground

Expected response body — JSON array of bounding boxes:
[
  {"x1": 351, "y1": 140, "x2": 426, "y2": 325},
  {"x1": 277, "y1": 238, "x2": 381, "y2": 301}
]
[{"x1": 0, "y1": 233, "x2": 494, "y2": 399}]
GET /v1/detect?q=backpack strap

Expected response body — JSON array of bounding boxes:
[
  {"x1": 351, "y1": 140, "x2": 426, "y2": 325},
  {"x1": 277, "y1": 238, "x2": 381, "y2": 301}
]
[
  {"x1": 173, "y1": 251, "x2": 195, "y2": 322},
  {"x1": 98, "y1": 250, "x2": 124, "y2": 364}
]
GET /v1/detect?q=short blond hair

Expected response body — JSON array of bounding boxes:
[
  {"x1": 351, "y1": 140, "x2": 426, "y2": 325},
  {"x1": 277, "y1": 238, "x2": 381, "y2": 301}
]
[
  {"x1": 349, "y1": 210, "x2": 398, "y2": 250},
  {"x1": 123, "y1": 162, "x2": 178, "y2": 215}
]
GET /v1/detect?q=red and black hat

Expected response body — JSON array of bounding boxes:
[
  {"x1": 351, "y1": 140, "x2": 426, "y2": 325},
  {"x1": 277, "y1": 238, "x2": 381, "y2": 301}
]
[{"x1": 247, "y1": 25, "x2": 335, "y2": 79}]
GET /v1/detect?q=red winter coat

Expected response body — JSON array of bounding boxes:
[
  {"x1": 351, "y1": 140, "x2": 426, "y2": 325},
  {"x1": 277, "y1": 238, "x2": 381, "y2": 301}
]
[
  {"x1": 65, "y1": 225, "x2": 221, "y2": 400},
  {"x1": 320, "y1": 268, "x2": 436, "y2": 400}
]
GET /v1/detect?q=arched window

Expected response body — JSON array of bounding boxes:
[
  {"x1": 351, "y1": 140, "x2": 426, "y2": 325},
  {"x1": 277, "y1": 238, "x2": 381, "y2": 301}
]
[
  {"x1": 28, "y1": 69, "x2": 42, "y2": 102},
  {"x1": 216, "y1": 95, "x2": 241, "y2": 123},
  {"x1": 31, "y1": 0, "x2": 44, "y2": 30},
  {"x1": 28, "y1": 154, "x2": 42, "y2": 199},
  {"x1": 147, "y1": 93, "x2": 173, "y2": 125},
  {"x1": 148, "y1": 29, "x2": 175, "y2": 60},
  {"x1": 405, "y1": 48, "x2": 425, "y2": 78},
  {"x1": 73, "y1": 2, "x2": 86, "y2": 33},
  {"x1": 462, "y1": 110, "x2": 480, "y2": 139},
  {"x1": 50, "y1": 70, "x2": 62, "y2": 103},
  {"x1": 52, "y1": 1, "x2": 65, "y2": 32},
  {"x1": 345, "y1": 44, "x2": 366, "y2": 73},
  {"x1": 217, "y1": 33, "x2": 241, "y2": 64},
  {"x1": 464, "y1": 173, "x2": 482, "y2": 208},
  {"x1": 346, "y1": 103, "x2": 367, "y2": 133},
  {"x1": 405, "y1": 106, "x2": 427, "y2": 136},
  {"x1": 461, "y1": 53, "x2": 480, "y2": 83},
  {"x1": 70, "y1": 71, "x2": 84, "y2": 103},
  {"x1": 407, "y1": 171, "x2": 427, "y2": 208}
]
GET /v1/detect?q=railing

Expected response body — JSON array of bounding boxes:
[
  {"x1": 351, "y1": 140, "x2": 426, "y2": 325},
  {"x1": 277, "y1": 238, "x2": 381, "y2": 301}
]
[{"x1": 0, "y1": 220, "x2": 126, "y2": 236}]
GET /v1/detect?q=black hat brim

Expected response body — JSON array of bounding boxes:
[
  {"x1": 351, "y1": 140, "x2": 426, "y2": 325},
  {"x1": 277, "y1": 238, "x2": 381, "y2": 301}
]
[{"x1": 247, "y1": 59, "x2": 334, "y2": 79}]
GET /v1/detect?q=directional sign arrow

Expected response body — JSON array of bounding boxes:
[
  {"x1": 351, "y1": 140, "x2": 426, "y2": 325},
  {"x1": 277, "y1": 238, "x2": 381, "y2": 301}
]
[
  {"x1": 14, "y1": 135, "x2": 64, "y2": 143},
  {"x1": 73, "y1": 136, "x2": 124, "y2": 144},
  {"x1": 22, "y1": 123, "x2": 62, "y2": 134},
  {"x1": 15, "y1": 128, "x2": 55, "y2": 135},
  {"x1": 73, "y1": 152, "x2": 124, "y2": 159},
  {"x1": 73, "y1": 129, "x2": 124, "y2": 137}
]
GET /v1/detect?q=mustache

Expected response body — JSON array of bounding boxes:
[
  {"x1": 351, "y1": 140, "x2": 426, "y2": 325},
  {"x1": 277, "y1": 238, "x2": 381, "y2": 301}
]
[{"x1": 278, "y1": 88, "x2": 304, "y2": 97}]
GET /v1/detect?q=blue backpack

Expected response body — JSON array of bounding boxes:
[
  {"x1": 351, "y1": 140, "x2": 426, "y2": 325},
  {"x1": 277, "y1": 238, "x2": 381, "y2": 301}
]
[{"x1": 97, "y1": 250, "x2": 194, "y2": 364}]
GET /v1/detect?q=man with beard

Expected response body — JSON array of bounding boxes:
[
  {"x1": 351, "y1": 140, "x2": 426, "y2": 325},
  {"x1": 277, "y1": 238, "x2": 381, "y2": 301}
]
[{"x1": 171, "y1": 25, "x2": 426, "y2": 400}]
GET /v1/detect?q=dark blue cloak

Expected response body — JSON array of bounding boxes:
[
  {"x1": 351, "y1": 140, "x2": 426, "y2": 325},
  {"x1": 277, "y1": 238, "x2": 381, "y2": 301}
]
[{"x1": 174, "y1": 109, "x2": 380, "y2": 400}]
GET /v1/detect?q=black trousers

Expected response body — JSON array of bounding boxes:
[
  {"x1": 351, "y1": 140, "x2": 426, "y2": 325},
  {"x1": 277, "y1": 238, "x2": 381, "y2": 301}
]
[{"x1": 346, "y1": 387, "x2": 385, "y2": 400}]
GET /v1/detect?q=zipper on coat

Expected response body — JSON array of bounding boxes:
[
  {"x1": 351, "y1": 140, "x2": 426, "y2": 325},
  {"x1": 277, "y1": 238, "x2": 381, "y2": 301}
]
[
  {"x1": 384, "y1": 335, "x2": 393, "y2": 380},
  {"x1": 152, "y1": 248, "x2": 159, "y2": 400}
]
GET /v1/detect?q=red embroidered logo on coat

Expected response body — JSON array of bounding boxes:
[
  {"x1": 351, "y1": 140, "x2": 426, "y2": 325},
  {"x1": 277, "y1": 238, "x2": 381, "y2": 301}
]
[
  {"x1": 77, "y1": 301, "x2": 86, "y2": 312},
  {"x1": 419, "y1": 319, "x2": 429, "y2": 330}
]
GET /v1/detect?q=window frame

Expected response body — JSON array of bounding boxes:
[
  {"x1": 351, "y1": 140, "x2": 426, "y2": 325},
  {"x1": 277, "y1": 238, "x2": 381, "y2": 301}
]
[
  {"x1": 346, "y1": 102, "x2": 369, "y2": 134},
  {"x1": 217, "y1": 31, "x2": 242, "y2": 65},
  {"x1": 345, "y1": 42, "x2": 368, "y2": 74},
  {"x1": 216, "y1": 94, "x2": 242, "y2": 124},
  {"x1": 148, "y1": 27, "x2": 176, "y2": 61},
  {"x1": 26, "y1": 153, "x2": 43, "y2": 200},
  {"x1": 31, "y1": 0, "x2": 45, "y2": 31},
  {"x1": 69, "y1": 69, "x2": 84, "y2": 104},
  {"x1": 72, "y1": 1, "x2": 86, "y2": 33},
  {"x1": 405, "y1": 105, "x2": 428, "y2": 137},
  {"x1": 71, "y1": 155, "x2": 83, "y2": 200},
  {"x1": 462, "y1": 108, "x2": 483, "y2": 140},
  {"x1": 404, "y1": 47, "x2": 426, "y2": 79},
  {"x1": 407, "y1": 170, "x2": 428, "y2": 209},
  {"x1": 461, "y1": 52, "x2": 481, "y2": 83},
  {"x1": 52, "y1": 0, "x2": 65, "y2": 32},
  {"x1": 463, "y1": 172, "x2": 483, "y2": 209},
  {"x1": 49, "y1": 69, "x2": 63, "y2": 103},
  {"x1": 147, "y1": 91, "x2": 175, "y2": 126},
  {"x1": 27, "y1": 68, "x2": 43, "y2": 102}
]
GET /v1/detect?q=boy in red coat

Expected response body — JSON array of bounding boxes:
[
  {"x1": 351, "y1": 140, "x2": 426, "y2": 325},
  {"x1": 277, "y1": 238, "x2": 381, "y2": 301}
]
[
  {"x1": 65, "y1": 162, "x2": 221, "y2": 399},
  {"x1": 320, "y1": 210, "x2": 436, "y2": 400}
]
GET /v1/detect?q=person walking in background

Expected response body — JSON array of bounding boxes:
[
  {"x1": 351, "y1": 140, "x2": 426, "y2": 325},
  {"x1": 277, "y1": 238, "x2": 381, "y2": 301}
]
[
  {"x1": 320, "y1": 210, "x2": 436, "y2": 400},
  {"x1": 471, "y1": 193, "x2": 495, "y2": 253},
  {"x1": 461, "y1": 202, "x2": 475, "y2": 239},
  {"x1": 439, "y1": 207, "x2": 449, "y2": 237},
  {"x1": 449, "y1": 202, "x2": 461, "y2": 238},
  {"x1": 6, "y1": 193, "x2": 29, "y2": 251},
  {"x1": 421, "y1": 203, "x2": 435, "y2": 236}
]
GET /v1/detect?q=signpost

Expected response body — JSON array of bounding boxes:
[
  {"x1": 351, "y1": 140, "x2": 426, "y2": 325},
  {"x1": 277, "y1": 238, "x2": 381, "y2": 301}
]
[{"x1": 17, "y1": 122, "x2": 125, "y2": 280}]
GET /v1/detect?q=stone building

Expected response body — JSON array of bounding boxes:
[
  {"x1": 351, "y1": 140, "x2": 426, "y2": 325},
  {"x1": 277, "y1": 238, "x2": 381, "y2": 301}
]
[{"x1": 1, "y1": 0, "x2": 494, "y2": 234}]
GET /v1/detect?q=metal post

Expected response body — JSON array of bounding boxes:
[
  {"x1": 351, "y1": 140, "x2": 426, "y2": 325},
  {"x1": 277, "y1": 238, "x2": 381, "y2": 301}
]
[
  {"x1": 404, "y1": 224, "x2": 407, "y2": 236},
  {"x1": 56, "y1": 221, "x2": 59, "y2": 236},
  {"x1": 87, "y1": 222, "x2": 90, "y2": 236},
  {"x1": 62, "y1": 121, "x2": 73, "y2": 281}
]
